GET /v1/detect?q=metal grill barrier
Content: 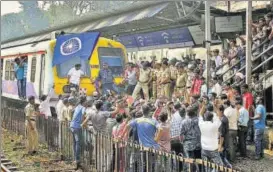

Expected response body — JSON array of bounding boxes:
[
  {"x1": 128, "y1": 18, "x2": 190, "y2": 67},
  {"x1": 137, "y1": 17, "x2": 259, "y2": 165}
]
[{"x1": 1, "y1": 107, "x2": 241, "y2": 172}]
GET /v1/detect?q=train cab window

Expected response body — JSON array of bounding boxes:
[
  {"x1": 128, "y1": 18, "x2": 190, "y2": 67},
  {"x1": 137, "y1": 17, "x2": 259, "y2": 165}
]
[
  {"x1": 57, "y1": 56, "x2": 90, "y2": 78},
  {"x1": 30, "y1": 57, "x2": 36, "y2": 82},
  {"x1": 98, "y1": 47, "x2": 124, "y2": 77}
]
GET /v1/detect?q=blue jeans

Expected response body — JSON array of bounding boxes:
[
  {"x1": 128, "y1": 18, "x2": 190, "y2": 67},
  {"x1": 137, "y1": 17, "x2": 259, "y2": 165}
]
[
  {"x1": 254, "y1": 128, "x2": 264, "y2": 158},
  {"x1": 17, "y1": 79, "x2": 26, "y2": 98},
  {"x1": 71, "y1": 128, "x2": 82, "y2": 163},
  {"x1": 22, "y1": 78, "x2": 26, "y2": 98},
  {"x1": 202, "y1": 149, "x2": 223, "y2": 172},
  {"x1": 220, "y1": 150, "x2": 232, "y2": 168}
]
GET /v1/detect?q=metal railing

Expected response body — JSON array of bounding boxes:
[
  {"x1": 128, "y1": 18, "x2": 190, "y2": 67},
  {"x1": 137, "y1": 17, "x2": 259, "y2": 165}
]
[
  {"x1": 215, "y1": 38, "x2": 272, "y2": 85},
  {"x1": 1, "y1": 107, "x2": 241, "y2": 172}
]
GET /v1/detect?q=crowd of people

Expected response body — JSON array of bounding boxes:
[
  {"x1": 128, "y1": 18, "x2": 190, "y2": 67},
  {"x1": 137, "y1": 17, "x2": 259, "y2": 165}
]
[
  {"x1": 22, "y1": 11, "x2": 273, "y2": 171},
  {"x1": 30, "y1": 57, "x2": 266, "y2": 171}
]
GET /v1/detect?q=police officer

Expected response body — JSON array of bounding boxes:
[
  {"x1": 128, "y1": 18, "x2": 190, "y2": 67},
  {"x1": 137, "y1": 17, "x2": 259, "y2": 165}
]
[
  {"x1": 175, "y1": 62, "x2": 188, "y2": 99},
  {"x1": 132, "y1": 61, "x2": 152, "y2": 100},
  {"x1": 152, "y1": 62, "x2": 162, "y2": 99},
  {"x1": 169, "y1": 58, "x2": 178, "y2": 97},
  {"x1": 159, "y1": 60, "x2": 171, "y2": 99},
  {"x1": 186, "y1": 63, "x2": 195, "y2": 103},
  {"x1": 25, "y1": 96, "x2": 39, "y2": 155}
]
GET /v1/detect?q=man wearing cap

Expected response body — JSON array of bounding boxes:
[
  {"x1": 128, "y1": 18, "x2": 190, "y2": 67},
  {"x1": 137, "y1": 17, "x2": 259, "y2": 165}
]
[
  {"x1": 95, "y1": 62, "x2": 118, "y2": 96},
  {"x1": 159, "y1": 60, "x2": 171, "y2": 99},
  {"x1": 132, "y1": 61, "x2": 152, "y2": 100},
  {"x1": 175, "y1": 62, "x2": 188, "y2": 98},
  {"x1": 67, "y1": 64, "x2": 85, "y2": 91},
  {"x1": 25, "y1": 96, "x2": 39, "y2": 155}
]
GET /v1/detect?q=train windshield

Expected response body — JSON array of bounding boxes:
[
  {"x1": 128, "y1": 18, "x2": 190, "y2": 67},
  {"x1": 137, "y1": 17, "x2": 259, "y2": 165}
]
[
  {"x1": 98, "y1": 47, "x2": 124, "y2": 77},
  {"x1": 57, "y1": 56, "x2": 91, "y2": 78}
]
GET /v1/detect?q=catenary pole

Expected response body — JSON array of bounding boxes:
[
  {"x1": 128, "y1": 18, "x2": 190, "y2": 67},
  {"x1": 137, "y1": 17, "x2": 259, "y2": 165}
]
[{"x1": 205, "y1": 1, "x2": 211, "y2": 93}]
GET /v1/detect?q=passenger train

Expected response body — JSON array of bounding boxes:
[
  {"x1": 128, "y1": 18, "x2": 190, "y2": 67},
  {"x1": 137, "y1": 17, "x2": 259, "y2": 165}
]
[{"x1": 1, "y1": 32, "x2": 127, "y2": 107}]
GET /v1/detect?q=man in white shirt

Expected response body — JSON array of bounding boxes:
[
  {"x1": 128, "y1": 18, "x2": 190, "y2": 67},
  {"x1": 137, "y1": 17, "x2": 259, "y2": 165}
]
[
  {"x1": 56, "y1": 95, "x2": 64, "y2": 120},
  {"x1": 67, "y1": 64, "x2": 85, "y2": 91},
  {"x1": 39, "y1": 87, "x2": 54, "y2": 145},
  {"x1": 223, "y1": 100, "x2": 238, "y2": 162},
  {"x1": 211, "y1": 78, "x2": 222, "y2": 97},
  {"x1": 199, "y1": 100, "x2": 223, "y2": 170},
  {"x1": 39, "y1": 87, "x2": 54, "y2": 119},
  {"x1": 125, "y1": 63, "x2": 137, "y2": 95},
  {"x1": 200, "y1": 77, "x2": 207, "y2": 97},
  {"x1": 213, "y1": 49, "x2": 223, "y2": 69}
]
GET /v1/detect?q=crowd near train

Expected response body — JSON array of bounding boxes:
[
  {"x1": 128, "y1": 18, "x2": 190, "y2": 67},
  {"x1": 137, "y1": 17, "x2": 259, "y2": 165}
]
[{"x1": 1, "y1": 11, "x2": 273, "y2": 171}]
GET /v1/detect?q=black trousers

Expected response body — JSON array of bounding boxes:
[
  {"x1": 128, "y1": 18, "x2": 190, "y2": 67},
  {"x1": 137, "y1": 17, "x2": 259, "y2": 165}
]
[
  {"x1": 171, "y1": 140, "x2": 184, "y2": 171},
  {"x1": 238, "y1": 126, "x2": 248, "y2": 157}
]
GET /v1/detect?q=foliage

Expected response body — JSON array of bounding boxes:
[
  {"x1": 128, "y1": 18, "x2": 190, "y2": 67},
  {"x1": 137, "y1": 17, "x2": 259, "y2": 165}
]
[{"x1": 1, "y1": 1, "x2": 135, "y2": 41}]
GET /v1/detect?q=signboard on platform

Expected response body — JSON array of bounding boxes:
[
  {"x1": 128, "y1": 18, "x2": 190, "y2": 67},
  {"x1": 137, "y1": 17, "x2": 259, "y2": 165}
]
[
  {"x1": 215, "y1": 16, "x2": 243, "y2": 33},
  {"x1": 117, "y1": 27, "x2": 194, "y2": 49},
  {"x1": 188, "y1": 25, "x2": 222, "y2": 45}
]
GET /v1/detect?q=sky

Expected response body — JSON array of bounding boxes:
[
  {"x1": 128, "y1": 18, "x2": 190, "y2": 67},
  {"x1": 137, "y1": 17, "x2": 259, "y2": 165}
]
[{"x1": 1, "y1": 1, "x2": 22, "y2": 16}]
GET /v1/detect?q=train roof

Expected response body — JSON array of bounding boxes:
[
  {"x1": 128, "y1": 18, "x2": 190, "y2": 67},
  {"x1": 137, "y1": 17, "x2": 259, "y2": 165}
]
[{"x1": 1, "y1": 1, "x2": 166, "y2": 49}]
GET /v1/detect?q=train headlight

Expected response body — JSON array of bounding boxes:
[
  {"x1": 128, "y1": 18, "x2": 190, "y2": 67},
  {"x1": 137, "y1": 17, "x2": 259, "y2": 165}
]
[{"x1": 63, "y1": 85, "x2": 71, "y2": 93}]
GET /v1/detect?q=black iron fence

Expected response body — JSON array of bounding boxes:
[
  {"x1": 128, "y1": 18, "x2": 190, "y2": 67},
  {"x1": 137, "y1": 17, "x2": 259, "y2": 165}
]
[{"x1": 2, "y1": 107, "x2": 241, "y2": 172}]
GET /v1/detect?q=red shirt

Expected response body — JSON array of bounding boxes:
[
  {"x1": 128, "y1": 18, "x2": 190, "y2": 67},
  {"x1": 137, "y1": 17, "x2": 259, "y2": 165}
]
[
  {"x1": 153, "y1": 107, "x2": 163, "y2": 120},
  {"x1": 243, "y1": 92, "x2": 254, "y2": 116},
  {"x1": 190, "y1": 78, "x2": 202, "y2": 95}
]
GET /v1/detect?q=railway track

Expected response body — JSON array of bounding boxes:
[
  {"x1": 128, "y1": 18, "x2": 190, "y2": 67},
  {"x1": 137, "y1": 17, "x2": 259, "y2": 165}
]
[{"x1": 1, "y1": 155, "x2": 23, "y2": 172}]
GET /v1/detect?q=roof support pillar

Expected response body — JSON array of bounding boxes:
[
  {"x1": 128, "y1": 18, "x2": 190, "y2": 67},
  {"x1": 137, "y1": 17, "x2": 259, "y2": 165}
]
[
  {"x1": 246, "y1": 1, "x2": 252, "y2": 85},
  {"x1": 205, "y1": 1, "x2": 211, "y2": 93}
]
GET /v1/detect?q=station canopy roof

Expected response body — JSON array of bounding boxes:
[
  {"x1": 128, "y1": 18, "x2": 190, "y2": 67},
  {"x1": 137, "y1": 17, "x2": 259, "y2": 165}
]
[{"x1": 1, "y1": 1, "x2": 226, "y2": 49}]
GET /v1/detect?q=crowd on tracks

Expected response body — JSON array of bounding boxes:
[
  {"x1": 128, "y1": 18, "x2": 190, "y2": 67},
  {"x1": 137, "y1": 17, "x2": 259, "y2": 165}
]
[{"x1": 20, "y1": 12, "x2": 273, "y2": 171}]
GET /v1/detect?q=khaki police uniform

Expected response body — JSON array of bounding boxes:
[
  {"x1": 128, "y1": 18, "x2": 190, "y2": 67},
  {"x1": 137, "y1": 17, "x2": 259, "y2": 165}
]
[
  {"x1": 186, "y1": 71, "x2": 194, "y2": 103},
  {"x1": 175, "y1": 71, "x2": 188, "y2": 98},
  {"x1": 152, "y1": 68, "x2": 162, "y2": 99},
  {"x1": 25, "y1": 103, "x2": 38, "y2": 153},
  {"x1": 170, "y1": 65, "x2": 178, "y2": 97},
  {"x1": 160, "y1": 67, "x2": 171, "y2": 99},
  {"x1": 132, "y1": 68, "x2": 151, "y2": 100}
]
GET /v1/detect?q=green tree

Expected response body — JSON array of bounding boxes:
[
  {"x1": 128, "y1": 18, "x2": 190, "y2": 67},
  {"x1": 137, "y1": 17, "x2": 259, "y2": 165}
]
[{"x1": 1, "y1": 13, "x2": 27, "y2": 41}]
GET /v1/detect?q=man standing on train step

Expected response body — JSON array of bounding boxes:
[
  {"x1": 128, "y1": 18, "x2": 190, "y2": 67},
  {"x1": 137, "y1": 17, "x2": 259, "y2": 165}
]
[
  {"x1": 21, "y1": 56, "x2": 28, "y2": 99},
  {"x1": 14, "y1": 58, "x2": 25, "y2": 99},
  {"x1": 67, "y1": 64, "x2": 85, "y2": 91}
]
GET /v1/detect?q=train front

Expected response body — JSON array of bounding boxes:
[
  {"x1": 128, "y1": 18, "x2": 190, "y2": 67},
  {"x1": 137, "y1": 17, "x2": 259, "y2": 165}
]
[{"x1": 51, "y1": 32, "x2": 127, "y2": 96}]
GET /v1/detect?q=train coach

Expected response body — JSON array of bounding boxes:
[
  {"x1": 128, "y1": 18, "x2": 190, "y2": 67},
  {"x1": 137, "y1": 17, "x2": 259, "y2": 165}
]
[{"x1": 1, "y1": 32, "x2": 127, "y2": 108}]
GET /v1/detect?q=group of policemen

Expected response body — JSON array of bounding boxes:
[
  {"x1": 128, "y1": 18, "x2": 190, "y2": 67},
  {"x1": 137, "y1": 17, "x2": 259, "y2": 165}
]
[{"x1": 131, "y1": 57, "x2": 199, "y2": 102}]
